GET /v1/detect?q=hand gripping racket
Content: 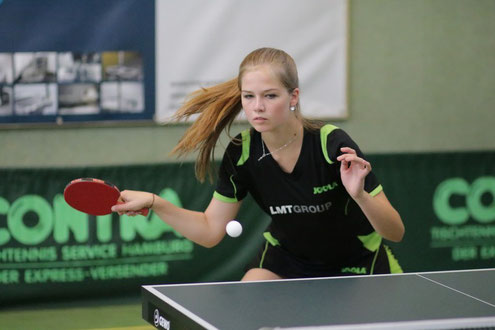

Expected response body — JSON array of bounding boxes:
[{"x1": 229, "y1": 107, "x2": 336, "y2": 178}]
[{"x1": 64, "y1": 178, "x2": 149, "y2": 216}]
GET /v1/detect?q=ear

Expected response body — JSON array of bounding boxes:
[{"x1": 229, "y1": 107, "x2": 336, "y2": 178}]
[{"x1": 290, "y1": 88, "x2": 300, "y2": 107}]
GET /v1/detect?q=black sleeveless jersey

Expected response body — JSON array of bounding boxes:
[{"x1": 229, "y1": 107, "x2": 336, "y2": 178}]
[{"x1": 214, "y1": 124, "x2": 384, "y2": 266}]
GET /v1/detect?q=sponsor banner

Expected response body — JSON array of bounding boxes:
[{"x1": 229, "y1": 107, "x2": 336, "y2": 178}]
[
  {"x1": 0, "y1": 163, "x2": 269, "y2": 304},
  {"x1": 369, "y1": 151, "x2": 495, "y2": 272}
]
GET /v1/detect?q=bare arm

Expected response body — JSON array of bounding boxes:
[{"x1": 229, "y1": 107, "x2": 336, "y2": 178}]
[
  {"x1": 353, "y1": 190, "x2": 404, "y2": 242},
  {"x1": 112, "y1": 190, "x2": 242, "y2": 248},
  {"x1": 337, "y1": 147, "x2": 405, "y2": 242}
]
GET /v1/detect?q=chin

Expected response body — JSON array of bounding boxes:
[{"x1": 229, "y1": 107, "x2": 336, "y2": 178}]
[{"x1": 250, "y1": 124, "x2": 271, "y2": 133}]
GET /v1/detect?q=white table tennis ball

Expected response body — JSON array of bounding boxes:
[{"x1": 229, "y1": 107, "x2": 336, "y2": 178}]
[{"x1": 226, "y1": 220, "x2": 243, "y2": 237}]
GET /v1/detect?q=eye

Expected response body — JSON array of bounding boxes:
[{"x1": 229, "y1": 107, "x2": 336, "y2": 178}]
[
  {"x1": 265, "y1": 94, "x2": 277, "y2": 99},
  {"x1": 242, "y1": 94, "x2": 253, "y2": 99}
]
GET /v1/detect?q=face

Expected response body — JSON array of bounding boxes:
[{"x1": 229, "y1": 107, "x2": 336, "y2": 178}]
[{"x1": 240, "y1": 65, "x2": 298, "y2": 133}]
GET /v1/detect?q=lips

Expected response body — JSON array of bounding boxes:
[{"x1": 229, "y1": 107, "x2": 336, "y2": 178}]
[{"x1": 253, "y1": 116, "x2": 267, "y2": 122}]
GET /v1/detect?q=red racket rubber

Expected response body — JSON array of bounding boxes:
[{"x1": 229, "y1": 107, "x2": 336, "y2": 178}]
[{"x1": 64, "y1": 178, "x2": 149, "y2": 216}]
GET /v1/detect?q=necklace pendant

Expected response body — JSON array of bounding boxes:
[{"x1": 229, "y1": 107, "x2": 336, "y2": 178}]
[
  {"x1": 258, "y1": 134, "x2": 296, "y2": 161},
  {"x1": 258, "y1": 153, "x2": 272, "y2": 162},
  {"x1": 258, "y1": 133, "x2": 297, "y2": 162}
]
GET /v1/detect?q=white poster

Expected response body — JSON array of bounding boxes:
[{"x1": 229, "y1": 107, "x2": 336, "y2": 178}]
[{"x1": 156, "y1": 0, "x2": 348, "y2": 122}]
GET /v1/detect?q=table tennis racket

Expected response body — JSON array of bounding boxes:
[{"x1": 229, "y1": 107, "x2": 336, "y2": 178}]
[{"x1": 64, "y1": 178, "x2": 149, "y2": 216}]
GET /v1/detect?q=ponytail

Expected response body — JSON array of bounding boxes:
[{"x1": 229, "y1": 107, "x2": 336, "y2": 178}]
[{"x1": 170, "y1": 78, "x2": 242, "y2": 183}]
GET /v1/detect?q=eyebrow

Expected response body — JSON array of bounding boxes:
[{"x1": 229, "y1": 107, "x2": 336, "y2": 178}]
[{"x1": 241, "y1": 88, "x2": 280, "y2": 93}]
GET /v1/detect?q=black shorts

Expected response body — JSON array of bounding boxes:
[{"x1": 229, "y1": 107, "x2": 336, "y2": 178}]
[{"x1": 247, "y1": 238, "x2": 402, "y2": 278}]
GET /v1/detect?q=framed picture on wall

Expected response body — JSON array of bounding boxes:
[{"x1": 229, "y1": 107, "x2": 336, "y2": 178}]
[{"x1": 0, "y1": 0, "x2": 155, "y2": 126}]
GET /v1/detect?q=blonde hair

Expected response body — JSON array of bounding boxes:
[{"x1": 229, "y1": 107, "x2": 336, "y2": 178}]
[{"x1": 171, "y1": 47, "x2": 321, "y2": 182}]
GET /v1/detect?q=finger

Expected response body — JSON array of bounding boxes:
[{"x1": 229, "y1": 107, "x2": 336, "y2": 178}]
[
  {"x1": 112, "y1": 203, "x2": 130, "y2": 213},
  {"x1": 340, "y1": 158, "x2": 352, "y2": 171},
  {"x1": 337, "y1": 154, "x2": 353, "y2": 162},
  {"x1": 337, "y1": 147, "x2": 356, "y2": 162},
  {"x1": 125, "y1": 211, "x2": 138, "y2": 217},
  {"x1": 119, "y1": 190, "x2": 131, "y2": 201},
  {"x1": 339, "y1": 154, "x2": 368, "y2": 166},
  {"x1": 340, "y1": 147, "x2": 356, "y2": 154},
  {"x1": 337, "y1": 154, "x2": 361, "y2": 163},
  {"x1": 359, "y1": 159, "x2": 371, "y2": 169}
]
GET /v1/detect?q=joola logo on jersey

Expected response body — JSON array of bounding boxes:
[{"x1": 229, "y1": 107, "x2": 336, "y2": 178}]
[
  {"x1": 313, "y1": 182, "x2": 338, "y2": 195},
  {"x1": 269, "y1": 202, "x2": 332, "y2": 215}
]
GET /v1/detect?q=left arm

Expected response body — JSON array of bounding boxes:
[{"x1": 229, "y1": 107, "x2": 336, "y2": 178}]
[
  {"x1": 337, "y1": 147, "x2": 405, "y2": 242},
  {"x1": 353, "y1": 190, "x2": 404, "y2": 242}
]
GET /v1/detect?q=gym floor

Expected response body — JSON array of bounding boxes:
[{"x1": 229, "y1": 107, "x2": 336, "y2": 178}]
[{"x1": 0, "y1": 295, "x2": 154, "y2": 330}]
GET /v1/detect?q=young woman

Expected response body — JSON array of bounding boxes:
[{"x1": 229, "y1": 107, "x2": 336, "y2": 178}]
[{"x1": 112, "y1": 47, "x2": 405, "y2": 281}]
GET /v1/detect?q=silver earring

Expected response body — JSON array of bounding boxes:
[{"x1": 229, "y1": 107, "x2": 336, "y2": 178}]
[{"x1": 290, "y1": 106, "x2": 296, "y2": 111}]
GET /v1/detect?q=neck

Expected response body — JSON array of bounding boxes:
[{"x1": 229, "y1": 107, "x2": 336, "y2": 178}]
[{"x1": 261, "y1": 120, "x2": 303, "y2": 149}]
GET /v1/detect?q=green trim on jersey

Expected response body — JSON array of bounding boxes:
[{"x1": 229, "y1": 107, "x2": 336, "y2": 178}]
[
  {"x1": 213, "y1": 191, "x2": 237, "y2": 203},
  {"x1": 320, "y1": 124, "x2": 339, "y2": 165},
  {"x1": 370, "y1": 184, "x2": 383, "y2": 197},
  {"x1": 263, "y1": 232, "x2": 281, "y2": 246},
  {"x1": 237, "y1": 129, "x2": 251, "y2": 166},
  {"x1": 369, "y1": 248, "x2": 380, "y2": 274},
  {"x1": 259, "y1": 241, "x2": 270, "y2": 268},
  {"x1": 385, "y1": 245, "x2": 403, "y2": 273},
  {"x1": 358, "y1": 231, "x2": 382, "y2": 252},
  {"x1": 213, "y1": 175, "x2": 240, "y2": 203},
  {"x1": 260, "y1": 232, "x2": 280, "y2": 268}
]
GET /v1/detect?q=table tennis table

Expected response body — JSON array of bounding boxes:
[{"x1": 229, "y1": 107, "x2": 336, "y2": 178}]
[{"x1": 142, "y1": 268, "x2": 495, "y2": 329}]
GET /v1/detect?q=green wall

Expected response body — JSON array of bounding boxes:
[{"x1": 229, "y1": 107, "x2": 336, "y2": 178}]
[{"x1": 1, "y1": 0, "x2": 494, "y2": 168}]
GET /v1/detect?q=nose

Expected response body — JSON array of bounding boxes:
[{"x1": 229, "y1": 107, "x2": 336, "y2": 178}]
[{"x1": 254, "y1": 97, "x2": 265, "y2": 112}]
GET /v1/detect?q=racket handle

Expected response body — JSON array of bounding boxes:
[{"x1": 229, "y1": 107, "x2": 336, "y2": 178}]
[{"x1": 116, "y1": 201, "x2": 149, "y2": 216}]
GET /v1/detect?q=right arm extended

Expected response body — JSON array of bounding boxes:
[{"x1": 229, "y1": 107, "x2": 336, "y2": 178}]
[{"x1": 112, "y1": 190, "x2": 242, "y2": 248}]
